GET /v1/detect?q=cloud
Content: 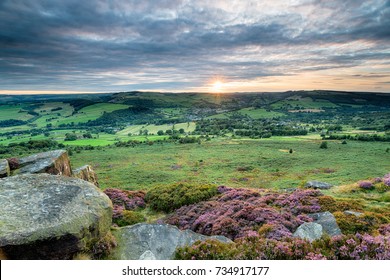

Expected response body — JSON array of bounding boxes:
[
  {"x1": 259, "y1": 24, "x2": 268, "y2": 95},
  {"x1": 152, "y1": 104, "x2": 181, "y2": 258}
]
[{"x1": 0, "y1": 0, "x2": 389, "y2": 92}]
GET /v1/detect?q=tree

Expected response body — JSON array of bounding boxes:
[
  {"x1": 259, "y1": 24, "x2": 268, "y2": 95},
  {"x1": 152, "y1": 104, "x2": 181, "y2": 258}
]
[
  {"x1": 83, "y1": 132, "x2": 92, "y2": 139},
  {"x1": 64, "y1": 133, "x2": 77, "y2": 141},
  {"x1": 157, "y1": 130, "x2": 164, "y2": 136},
  {"x1": 320, "y1": 141, "x2": 328, "y2": 149}
]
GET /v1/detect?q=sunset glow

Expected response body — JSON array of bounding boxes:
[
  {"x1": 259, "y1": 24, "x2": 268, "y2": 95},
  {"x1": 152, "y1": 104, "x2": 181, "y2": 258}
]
[{"x1": 0, "y1": 0, "x2": 389, "y2": 94}]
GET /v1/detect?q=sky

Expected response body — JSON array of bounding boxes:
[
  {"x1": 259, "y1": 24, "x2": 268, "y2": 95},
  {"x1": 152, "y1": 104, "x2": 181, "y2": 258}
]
[{"x1": 0, "y1": 0, "x2": 389, "y2": 94}]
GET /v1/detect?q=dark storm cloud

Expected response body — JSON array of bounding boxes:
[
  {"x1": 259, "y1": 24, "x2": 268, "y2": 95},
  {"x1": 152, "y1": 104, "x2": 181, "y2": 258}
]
[{"x1": 0, "y1": 0, "x2": 389, "y2": 92}]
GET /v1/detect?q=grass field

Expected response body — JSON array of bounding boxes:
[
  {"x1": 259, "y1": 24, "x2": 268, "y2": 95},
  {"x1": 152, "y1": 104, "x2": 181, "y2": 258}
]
[
  {"x1": 237, "y1": 107, "x2": 286, "y2": 118},
  {"x1": 0, "y1": 105, "x2": 34, "y2": 121},
  {"x1": 207, "y1": 108, "x2": 285, "y2": 119},
  {"x1": 117, "y1": 122, "x2": 196, "y2": 136},
  {"x1": 53, "y1": 103, "x2": 129, "y2": 126},
  {"x1": 271, "y1": 97, "x2": 339, "y2": 109},
  {"x1": 70, "y1": 138, "x2": 390, "y2": 196}
]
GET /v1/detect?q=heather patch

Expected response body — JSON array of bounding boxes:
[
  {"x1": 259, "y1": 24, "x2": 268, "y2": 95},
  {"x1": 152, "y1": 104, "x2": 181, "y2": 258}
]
[
  {"x1": 175, "y1": 232, "x2": 390, "y2": 260},
  {"x1": 166, "y1": 187, "x2": 322, "y2": 240},
  {"x1": 358, "y1": 181, "x2": 374, "y2": 190},
  {"x1": 104, "y1": 188, "x2": 146, "y2": 226}
]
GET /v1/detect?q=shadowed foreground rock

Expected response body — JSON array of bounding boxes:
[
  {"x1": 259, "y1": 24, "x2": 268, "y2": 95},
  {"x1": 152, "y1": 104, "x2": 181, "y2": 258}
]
[
  {"x1": 0, "y1": 159, "x2": 10, "y2": 178},
  {"x1": 17, "y1": 150, "x2": 72, "y2": 176},
  {"x1": 109, "y1": 223, "x2": 232, "y2": 260},
  {"x1": 73, "y1": 165, "x2": 99, "y2": 187},
  {"x1": 0, "y1": 174, "x2": 112, "y2": 259}
]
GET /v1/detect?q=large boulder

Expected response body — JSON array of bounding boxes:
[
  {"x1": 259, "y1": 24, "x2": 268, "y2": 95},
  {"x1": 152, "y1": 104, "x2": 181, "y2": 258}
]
[
  {"x1": 73, "y1": 165, "x2": 99, "y2": 187},
  {"x1": 109, "y1": 223, "x2": 232, "y2": 260},
  {"x1": 17, "y1": 150, "x2": 72, "y2": 176},
  {"x1": 0, "y1": 159, "x2": 10, "y2": 178},
  {"x1": 308, "y1": 211, "x2": 341, "y2": 236},
  {"x1": 0, "y1": 174, "x2": 112, "y2": 259},
  {"x1": 293, "y1": 222, "x2": 323, "y2": 242},
  {"x1": 305, "y1": 181, "x2": 333, "y2": 190}
]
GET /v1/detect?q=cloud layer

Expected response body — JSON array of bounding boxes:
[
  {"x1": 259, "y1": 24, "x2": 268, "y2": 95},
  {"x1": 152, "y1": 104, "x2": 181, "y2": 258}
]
[{"x1": 0, "y1": 0, "x2": 389, "y2": 93}]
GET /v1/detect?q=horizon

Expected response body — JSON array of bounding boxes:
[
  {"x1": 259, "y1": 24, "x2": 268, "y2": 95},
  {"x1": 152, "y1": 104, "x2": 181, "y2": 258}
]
[
  {"x1": 1, "y1": 89, "x2": 390, "y2": 96},
  {"x1": 1, "y1": 0, "x2": 389, "y2": 94}
]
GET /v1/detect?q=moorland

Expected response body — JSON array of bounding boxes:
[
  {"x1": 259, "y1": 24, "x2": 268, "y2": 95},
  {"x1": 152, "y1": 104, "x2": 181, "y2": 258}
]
[{"x1": 1, "y1": 90, "x2": 389, "y2": 259}]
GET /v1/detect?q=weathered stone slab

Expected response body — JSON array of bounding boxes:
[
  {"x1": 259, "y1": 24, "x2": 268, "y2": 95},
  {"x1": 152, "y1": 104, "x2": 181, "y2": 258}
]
[
  {"x1": 308, "y1": 211, "x2": 342, "y2": 236},
  {"x1": 0, "y1": 159, "x2": 10, "y2": 178},
  {"x1": 17, "y1": 150, "x2": 72, "y2": 176},
  {"x1": 305, "y1": 181, "x2": 333, "y2": 190},
  {"x1": 293, "y1": 222, "x2": 323, "y2": 242},
  {"x1": 73, "y1": 165, "x2": 99, "y2": 187},
  {"x1": 109, "y1": 223, "x2": 232, "y2": 260},
  {"x1": 344, "y1": 210, "x2": 363, "y2": 217},
  {"x1": 0, "y1": 174, "x2": 112, "y2": 259}
]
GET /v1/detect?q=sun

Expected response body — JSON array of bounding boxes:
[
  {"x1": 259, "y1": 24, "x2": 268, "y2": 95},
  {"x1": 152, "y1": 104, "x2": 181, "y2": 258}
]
[{"x1": 212, "y1": 80, "x2": 223, "y2": 92}]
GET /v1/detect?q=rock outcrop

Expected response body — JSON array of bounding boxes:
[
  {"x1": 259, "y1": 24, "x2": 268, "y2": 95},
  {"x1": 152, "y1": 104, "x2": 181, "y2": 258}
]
[
  {"x1": 293, "y1": 222, "x2": 323, "y2": 242},
  {"x1": 308, "y1": 211, "x2": 341, "y2": 236},
  {"x1": 305, "y1": 181, "x2": 333, "y2": 190},
  {"x1": 73, "y1": 165, "x2": 99, "y2": 187},
  {"x1": 16, "y1": 150, "x2": 73, "y2": 176},
  {"x1": 0, "y1": 159, "x2": 10, "y2": 178},
  {"x1": 0, "y1": 174, "x2": 112, "y2": 259},
  {"x1": 109, "y1": 223, "x2": 232, "y2": 260},
  {"x1": 344, "y1": 210, "x2": 363, "y2": 217}
]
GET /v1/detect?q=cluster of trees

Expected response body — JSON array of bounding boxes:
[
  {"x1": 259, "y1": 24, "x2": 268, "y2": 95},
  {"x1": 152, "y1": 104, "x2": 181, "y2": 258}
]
[
  {"x1": 0, "y1": 139, "x2": 63, "y2": 155},
  {"x1": 324, "y1": 134, "x2": 390, "y2": 142},
  {"x1": 64, "y1": 132, "x2": 93, "y2": 141},
  {"x1": 0, "y1": 119, "x2": 27, "y2": 127},
  {"x1": 195, "y1": 117, "x2": 308, "y2": 138}
]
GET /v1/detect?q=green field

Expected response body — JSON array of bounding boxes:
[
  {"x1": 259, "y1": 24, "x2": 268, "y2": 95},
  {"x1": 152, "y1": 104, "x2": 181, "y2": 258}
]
[
  {"x1": 117, "y1": 122, "x2": 196, "y2": 136},
  {"x1": 271, "y1": 97, "x2": 339, "y2": 109},
  {"x1": 53, "y1": 103, "x2": 129, "y2": 126},
  {"x1": 237, "y1": 107, "x2": 286, "y2": 118},
  {"x1": 0, "y1": 105, "x2": 34, "y2": 121},
  {"x1": 70, "y1": 138, "x2": 390, "y2": 196}
]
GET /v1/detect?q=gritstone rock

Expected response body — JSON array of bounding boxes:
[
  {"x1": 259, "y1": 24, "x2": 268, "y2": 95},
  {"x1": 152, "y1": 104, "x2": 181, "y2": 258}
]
[
  {"x1": 73, "y1": 165, "x2": 99, "y2": 187},
  {"x1": 17, "y1": 150, "x2": 72, "y2": 176},
  {"x1": 109, "y1": 223, "x2": 232, "y2": 260},
  {"x1": 308, "y1": 211, "x2": 342, "y2": 236},
  {"x1": 344, "y1": 210, "x2": 363, "y2": 217},
  {"x1": 0, "y1": 174, "x2": 112, "y2": 259},
  {"x1": 305, "y1": 181, "x2": 333, "y2": 190},
  {"x1": 0, "y1": 159, "x2": 10, "y2": 178},
  {"x1": 139, "y1": 250, "x2": 157, "y2": 260},
  {"x1": 293, "y1": 222, "x2": 323, "y2": 242}
]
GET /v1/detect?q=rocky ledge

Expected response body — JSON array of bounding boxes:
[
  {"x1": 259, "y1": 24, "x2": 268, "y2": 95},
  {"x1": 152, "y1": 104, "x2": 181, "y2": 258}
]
[
  {"x1": 0, "y1": 173, "x2": 112, "y2": 259},
  {"x1": 109, "y1": 223, "x2": 232, "y2": 260}
]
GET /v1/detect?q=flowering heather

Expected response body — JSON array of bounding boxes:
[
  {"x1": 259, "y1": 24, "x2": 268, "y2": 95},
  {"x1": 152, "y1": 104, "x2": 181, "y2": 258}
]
[
  {"x1": 379, "y1": 224, "x2": 390, "y2": 235},
  {"x1": 104, "y1": 188, "x2": 146, "y2": 226},
  {"x1": 104, "y1": 188, "x2": 146, "y2": 210},
  {"x1": 373, "y1": 177, "x2": 382, "y2": 183},
  {"x1": 358, "y1": 181, "x2": 374, "y2": 190},
  {"x1": 383, "y1": 173, "x2": 390, "y2": 187},
  {"x1": 166, "y1": 188, "x2": 321, "y2": 240},
  {"x1": 175, "y1": 232, "x2": 390, "y2": 260}
]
